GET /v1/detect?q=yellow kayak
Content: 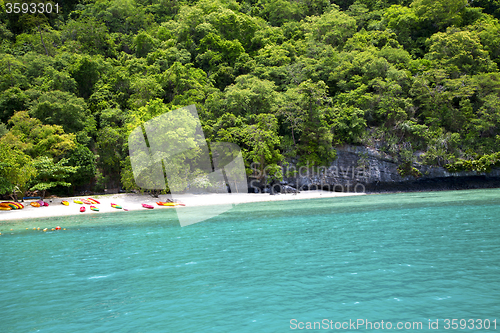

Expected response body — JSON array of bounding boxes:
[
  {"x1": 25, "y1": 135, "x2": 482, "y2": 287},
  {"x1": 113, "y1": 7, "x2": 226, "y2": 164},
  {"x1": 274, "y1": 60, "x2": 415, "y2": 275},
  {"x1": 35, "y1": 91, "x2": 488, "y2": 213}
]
[
  {"x1": 73, "y1": 199, "x2": 83, "y2": 204},
  {"x1": 0, "y1": 202, "x2": 23, "y2": 209},
  {"x1": 156, "y1": 202, "x2": 184, "y2": 206}
]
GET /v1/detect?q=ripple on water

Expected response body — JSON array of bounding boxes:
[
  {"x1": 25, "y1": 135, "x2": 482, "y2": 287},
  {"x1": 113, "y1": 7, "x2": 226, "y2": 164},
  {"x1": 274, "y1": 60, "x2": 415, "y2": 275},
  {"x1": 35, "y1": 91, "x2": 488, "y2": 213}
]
[{"x1": 0, "y1": 190, "x2": 500, "y2": 332}]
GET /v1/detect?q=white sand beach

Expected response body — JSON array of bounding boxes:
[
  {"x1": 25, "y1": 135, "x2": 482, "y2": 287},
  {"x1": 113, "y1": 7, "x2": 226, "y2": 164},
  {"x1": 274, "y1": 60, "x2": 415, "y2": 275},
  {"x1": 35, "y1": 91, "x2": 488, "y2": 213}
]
[{"x1": 0, "y1": 190, "x2": 364, "y2": 222}]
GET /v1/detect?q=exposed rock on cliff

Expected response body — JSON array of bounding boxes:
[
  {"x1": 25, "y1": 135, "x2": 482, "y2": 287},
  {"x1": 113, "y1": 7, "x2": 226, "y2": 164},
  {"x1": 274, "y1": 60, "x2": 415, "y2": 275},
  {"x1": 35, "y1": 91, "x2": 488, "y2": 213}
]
[{"x1": 279, "y1": 145, "x2": 500, "y2": 193}]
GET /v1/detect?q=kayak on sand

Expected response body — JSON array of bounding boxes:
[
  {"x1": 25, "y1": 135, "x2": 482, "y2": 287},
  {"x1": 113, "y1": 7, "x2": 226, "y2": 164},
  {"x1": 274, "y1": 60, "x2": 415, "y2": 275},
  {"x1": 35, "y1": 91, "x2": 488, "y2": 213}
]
[
  {"x1": 111, "y1": 203, "x2": 122, "y2": 209},
  {"x1": 88, "y1": 198, "x2": 100, "y2": 204},
  {"x1": 0, "y1": 202, "x2": 24, "y2": 209}
]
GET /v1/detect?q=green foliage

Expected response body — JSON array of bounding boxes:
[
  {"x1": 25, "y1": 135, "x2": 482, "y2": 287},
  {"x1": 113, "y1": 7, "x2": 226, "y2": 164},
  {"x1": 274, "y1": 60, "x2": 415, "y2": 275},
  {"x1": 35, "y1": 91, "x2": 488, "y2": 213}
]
[
  {"x1": 397, "y1": 162, "x2": 422, "y2": 177},
  {"x1": 69, "y1": 55, "x2": 104, "y2": 99},
  {"x1": 213, "y1": 113, "x2": 284, "y2": 183},
  {"x1": 444, "y1": 152, "x2": 500, "y2": 172},
  {"x1": 293, "y1": 80, "x2": 337, "y2": 166},
  {"x1": 30, "y1": 156, "x2": 78, "y2": 198},
  {"x1": 0, "y1": 143, "x2": 37, "y2": 199},
  {"x1": 160, "y1": 62, "x2": 210, "y2": 105},
  {"x1": 412, "y1": 0, "x2": 468, "y2": 30},
  {"x1": 96, "y1": 126, "x2": 125, "y2": 184},
  {"x1": 425, "y1": 28, "x2": 498, "y2": 77},
  {"x1": 0, "y1": 87, "x2": 28, "y2": 123},
  {"x1": 305, "y1": 8, "x2": 357, "y2": 48},
  {"x1": 0, "y1": 122, "x2": 7, "y2": 137},
  {"x1": 64, "y1": 144, "x2": 97, "y2": 188},
  {"x1": 331, "y1": 105, "x2": 367, "y2": 144},
  {"x1": 0, "y1": 54, "x2": 27, "y2": 90},
  {"x1": 29, "y1": 90, "x2": 94, "y2": 135},
  {"x1": 134, "y1": 31, "x2": 158, "y2": 58},
  {"x1": 61, "y1": 18, "x2": 112, "y2": 56},
  {"x1": 5, "y1": 111, "x2": 77, "y2": 158},
  {"x1": 207, "y1": 75, "x2": 278, "y2": 118}
]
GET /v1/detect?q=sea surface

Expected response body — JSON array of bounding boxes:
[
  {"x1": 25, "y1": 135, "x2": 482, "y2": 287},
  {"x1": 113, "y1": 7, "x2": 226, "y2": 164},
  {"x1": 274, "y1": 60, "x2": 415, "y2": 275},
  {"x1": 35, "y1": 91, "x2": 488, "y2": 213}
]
[{"x1": 1, "y1": 189, "x2": 499, "y2": 332}]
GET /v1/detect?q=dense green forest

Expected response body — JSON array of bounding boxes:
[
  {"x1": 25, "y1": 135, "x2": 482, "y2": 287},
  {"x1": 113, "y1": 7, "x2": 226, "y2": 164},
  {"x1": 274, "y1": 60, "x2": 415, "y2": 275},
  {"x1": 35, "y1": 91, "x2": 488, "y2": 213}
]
[{"x1": 1, "y1": 0, "x2": 500, "y2": 198}]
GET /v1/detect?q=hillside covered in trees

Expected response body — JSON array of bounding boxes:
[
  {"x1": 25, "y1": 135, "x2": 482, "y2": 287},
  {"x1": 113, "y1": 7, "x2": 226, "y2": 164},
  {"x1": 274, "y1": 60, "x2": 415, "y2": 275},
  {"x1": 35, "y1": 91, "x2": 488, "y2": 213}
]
[{"x1": 1, "y1": 0, "x2": 500, "y2": 198}]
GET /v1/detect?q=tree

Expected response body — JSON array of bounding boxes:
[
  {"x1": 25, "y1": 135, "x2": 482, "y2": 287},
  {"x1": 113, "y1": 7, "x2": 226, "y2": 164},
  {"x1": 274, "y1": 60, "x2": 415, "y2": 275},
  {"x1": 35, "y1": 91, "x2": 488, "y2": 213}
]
[
  {"x1": 213, "y1": 113, "x2": 283, "y2": 186},
  {"x1": 4, "y1": 111, "x2": 77, "y2": 158},
  {"x1": 425, "y1": 28, "x2": 498, "y2": 77},
  {"x1": 0, "y1": 87, "x2": 28, "y2": 123},
  {"x1": 0, "y1": 143, "x2": 37, "y2": 201},
  {"x1": 409, "y1": 69, "x2": 477, "y2": 132},
  {"x1": 64, "y1": 144, "x2": 97, "y2": 190},
  {"x1": 134, "y1": 30, "x2": 158, "y2": 58},
  {"x1": 69, "y1": 55, "x2": 104, "y2": 99},
  {"x1": 29, "y1": 90, "x2": 94, "y2": 136},
  {"x1": 0, "y1": 54, "x2": 27, "y2": 90},
  {"x1": 33, "y1": 67, "x2": 78, "y2": 94},
  {"x1": 331, "y1": 105, "x2": 367, "y2": 144},
  {"x1": 304, "y1": 8, "x2": 357, "y2": 47},
  {"x1": 61, "y1": 18, "x2": 112, "y2": 56},
  {"x1": 130, "y1": 75, "x2": 164, "y2": 107},
  {"x1": 96, "y1": 126, "x2": 125, "y2": 188},
  {"x1": 243, "y1": 114, "x2": 284, "y2": 185},
  {"x1": 411, "y1": 0, "x2": 468, "y2": 30},
  {"x1": 277, "y1": 88, "x2": 306, "y2": 147},
  {"x1": 30, "y1": 156, "x2": 78, "y2": 199},
  {"x1": 195, "y1": 32, "x2": 245, "y2": 88},
  {"x1": 294, "y1": 80, "x2": 336, "y2": 166},
  {"x1": 383, "y1": 5, "x2": 424, "y2": 56},
  {"x1": 160, "y1": 62, "x2": 210, "y2": 105},
  {"x1": 210, "y1": 75, "x2": 279, "y2": 118}
]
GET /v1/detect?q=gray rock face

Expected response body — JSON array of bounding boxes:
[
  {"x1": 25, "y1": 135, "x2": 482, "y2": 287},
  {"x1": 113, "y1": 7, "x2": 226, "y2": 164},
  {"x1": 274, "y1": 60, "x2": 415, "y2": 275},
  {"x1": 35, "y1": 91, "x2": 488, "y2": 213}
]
[{"x1": 276, "y1": 145, "x2": 500, "y2": 193}]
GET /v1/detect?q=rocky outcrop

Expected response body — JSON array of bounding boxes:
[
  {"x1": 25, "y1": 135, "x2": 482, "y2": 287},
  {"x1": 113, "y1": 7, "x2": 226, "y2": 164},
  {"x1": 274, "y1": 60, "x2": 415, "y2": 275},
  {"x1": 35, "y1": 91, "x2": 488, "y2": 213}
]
[{"x1": 277, "y1": 145, "x2": 500, "y2": 193}]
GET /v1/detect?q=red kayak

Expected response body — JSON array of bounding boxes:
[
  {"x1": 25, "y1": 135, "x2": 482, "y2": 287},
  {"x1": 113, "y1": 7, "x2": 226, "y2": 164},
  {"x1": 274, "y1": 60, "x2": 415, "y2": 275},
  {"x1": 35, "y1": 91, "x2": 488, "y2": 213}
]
[
  {"x1": 88, "y1": 198, "x2": 100, "y2": 204},
  {"x1": 142, "y1": 204, "x2": 154, "y2": 209},
  {"x1": 80, "y1": 206, "x2": 86, "y2": 212}
]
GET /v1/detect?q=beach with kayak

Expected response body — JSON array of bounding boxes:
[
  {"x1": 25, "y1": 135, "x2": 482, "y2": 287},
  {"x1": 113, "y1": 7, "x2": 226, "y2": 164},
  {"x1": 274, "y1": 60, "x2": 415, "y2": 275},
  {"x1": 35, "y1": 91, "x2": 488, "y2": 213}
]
[{"x1": 0, "y1": 190, "x2": 364, "y2": 223}]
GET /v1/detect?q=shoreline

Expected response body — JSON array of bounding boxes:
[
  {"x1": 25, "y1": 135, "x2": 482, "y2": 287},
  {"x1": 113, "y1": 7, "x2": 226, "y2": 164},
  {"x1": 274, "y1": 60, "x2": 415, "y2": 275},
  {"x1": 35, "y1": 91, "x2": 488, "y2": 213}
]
[{"x1": 0, "y1": 190, "x2": 364, "y2": 223}]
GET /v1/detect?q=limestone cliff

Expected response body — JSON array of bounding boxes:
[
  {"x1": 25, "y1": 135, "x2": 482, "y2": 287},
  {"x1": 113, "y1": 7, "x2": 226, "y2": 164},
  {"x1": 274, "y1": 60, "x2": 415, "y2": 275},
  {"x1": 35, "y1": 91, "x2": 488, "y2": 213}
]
[{"x1": 278, "y1": 145, "x2": 500, "y2": 193}]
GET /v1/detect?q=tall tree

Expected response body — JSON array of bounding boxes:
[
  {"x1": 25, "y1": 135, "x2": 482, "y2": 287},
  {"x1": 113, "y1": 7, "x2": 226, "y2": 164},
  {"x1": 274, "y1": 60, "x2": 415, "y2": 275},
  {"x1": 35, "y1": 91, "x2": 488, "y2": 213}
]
[{"x1": 30, "y1": 157, "x2": 78, "y2": 199}]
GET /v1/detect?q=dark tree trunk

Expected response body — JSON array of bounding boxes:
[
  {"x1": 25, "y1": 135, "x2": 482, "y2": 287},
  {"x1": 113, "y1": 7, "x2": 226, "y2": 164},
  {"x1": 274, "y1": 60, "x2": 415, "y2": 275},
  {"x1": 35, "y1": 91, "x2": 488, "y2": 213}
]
[{"x1": 37, "y1": 25, "x2": 49, "y2": 56}]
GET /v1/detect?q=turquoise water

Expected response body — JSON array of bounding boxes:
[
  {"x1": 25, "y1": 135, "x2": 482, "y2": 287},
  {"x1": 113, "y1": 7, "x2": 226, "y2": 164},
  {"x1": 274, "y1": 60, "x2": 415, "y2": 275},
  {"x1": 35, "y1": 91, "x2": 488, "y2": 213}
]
[{"x1": 1, "y1": 190, "x2": 499, "y2": 332}]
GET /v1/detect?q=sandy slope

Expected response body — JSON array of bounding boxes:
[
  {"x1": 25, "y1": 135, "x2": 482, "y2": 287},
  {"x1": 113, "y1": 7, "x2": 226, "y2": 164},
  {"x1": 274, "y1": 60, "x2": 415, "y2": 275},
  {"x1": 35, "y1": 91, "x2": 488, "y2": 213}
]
[{"x1": 0, "y1": 190, "x2": 364, "y2": 222}]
